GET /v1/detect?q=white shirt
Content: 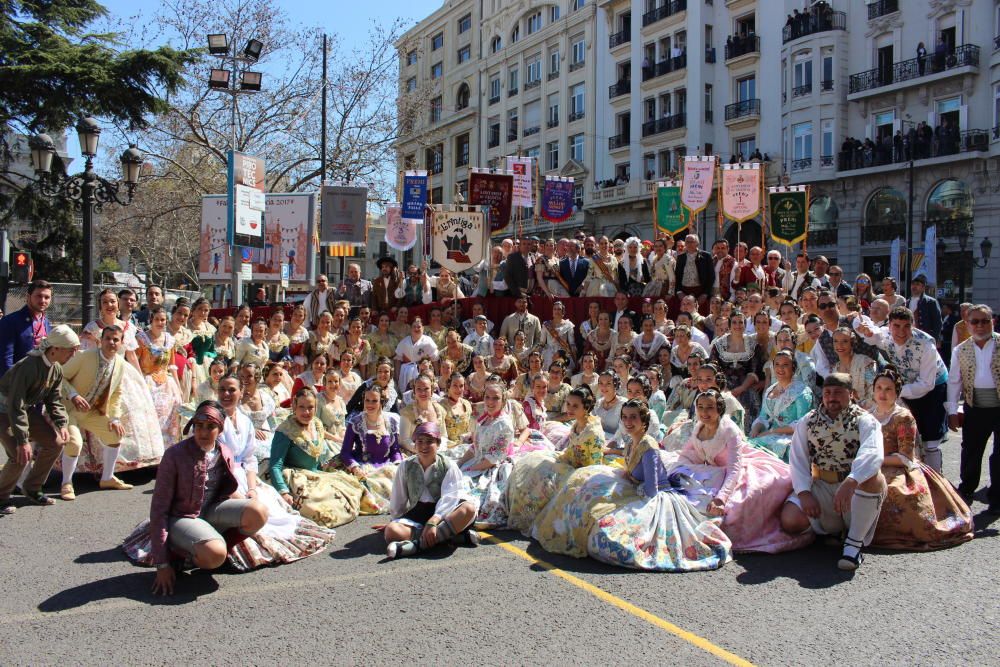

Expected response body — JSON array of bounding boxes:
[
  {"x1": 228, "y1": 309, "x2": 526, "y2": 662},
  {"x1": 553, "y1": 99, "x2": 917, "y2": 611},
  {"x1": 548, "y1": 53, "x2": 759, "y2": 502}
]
[
  {"x1": 688, "y1": 326, "x2": 711, "y2": 351},
  {"x1": 389, "y1": 456, "x2": 476, "y2": 520},
  {"x1": 782, "y1": 271, "x2": 821, "y2": 296},
  {"x1": 745, "y1": 315, "x2": 783, "y2": 335},
  {"x1": 463, "y1": 331, "x2": 495, "y2": 357},
  {"x1": 861, "y1": 327, "x2": 939, "y2": 400},
  {"x1": 945, "y1": 337, "x2": 997, "y2": 414},
  {"x1": 789, "y1": 409, "x2": 884, "y2": 494},
  {"x1": 394, "y1": 334, "x2": 439, "y2": 365},
  {"x1": 908, "y1": 296, "x2": 920, "y2": 313}
]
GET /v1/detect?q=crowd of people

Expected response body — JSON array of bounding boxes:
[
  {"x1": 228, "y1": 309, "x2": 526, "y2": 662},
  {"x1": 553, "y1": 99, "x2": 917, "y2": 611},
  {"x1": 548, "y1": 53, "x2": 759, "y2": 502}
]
[{"x1": 0, "y1": 231, "x2": 995, "y2": 591}]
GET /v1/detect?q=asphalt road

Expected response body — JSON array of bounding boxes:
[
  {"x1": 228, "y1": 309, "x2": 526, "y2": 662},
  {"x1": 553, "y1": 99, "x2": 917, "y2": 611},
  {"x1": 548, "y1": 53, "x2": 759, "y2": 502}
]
[{"x1": 0, "y1": 436, "x2": 996, "y2": 666}]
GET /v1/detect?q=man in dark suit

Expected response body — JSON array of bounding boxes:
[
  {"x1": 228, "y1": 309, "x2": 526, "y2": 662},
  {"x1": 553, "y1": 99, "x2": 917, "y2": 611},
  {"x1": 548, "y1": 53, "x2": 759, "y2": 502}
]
[
  {"x1": 611, "y1": 291, "x2": 639, "y2": 330},
  {"x1": 674, "y1": 234, "x2": 715, "y2": 305},
  {"x1": 0, "y1": 279, "x2": 53, "y2": 378},
  {"x1": 908, "y1": 275, "x2": 942, "y2": 344},
  {"x1": 558, "y1": 239, "x2": 589, "y2": 297},
  {"x1": 503, "y1": 237, "x2": 532, "y2": 298}
]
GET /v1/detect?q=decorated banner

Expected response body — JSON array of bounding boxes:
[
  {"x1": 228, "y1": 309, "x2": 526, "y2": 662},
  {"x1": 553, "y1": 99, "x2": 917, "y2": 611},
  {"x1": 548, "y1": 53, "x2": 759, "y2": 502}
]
[
  {"x1": 402, "y1": 171, "x2": 428, "y2": 221},
  {"x1": 469, "y1": 170, "x2": 514, "y2": 233},
  {"x1": 680, "y1": 155, "x2": 716, "y2": 216},
  {"x1": 767, "y1": 186, "x2": 809, "y2": 247},
  {"x1": 654, "y1": 182, "x2": 686, "y2": 236},
  {"x1": 227, "y1": 151, "x2": 266, "y2": 249},
  {"x1": 201, "y1": 193, "x2": 316, "y2": 282},
  {"x1": 889, "y1": 237, "x2": 901, "y2": 282},
  {"x1": 431, "y1": 208, "x2": 488, "y2": 274},
  {"x1": 506, "y1": 156, "x2": 534, "y2": 207},
  {"x1": 914, "y1": 225, "x2": 937, "y2": 286},
  {"x1": 541, "y1": 176, "x2": 574, "y2": 222},
  {"x1": 385, "y1": 204, "x2": 417, "y2": 251},
  {"x1": 720, "y1": 163, "x2": 762, "y2": 223},
  {"x1": 320, "y1": 185, "x2": 368, "y2": 244}
]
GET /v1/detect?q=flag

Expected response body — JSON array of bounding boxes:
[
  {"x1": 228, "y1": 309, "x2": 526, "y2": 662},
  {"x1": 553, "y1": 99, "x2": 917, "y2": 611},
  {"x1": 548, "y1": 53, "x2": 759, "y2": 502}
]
[
  {"x1": 720, "y1": 163, "x2": 762, "y2": 223},
  {"x1": 431, "y1": 209, "x2": 488, "y2": 273},
  {"x1": 915, "y1": 225, "x2": 937, "y2": 286},
  {"x1": 385, "y1": 204, "x2": 417, "y2": 251},
  {"x1": 506, "y1": 156, "x2": 534, "y2": 207},
  {"x1": 402, "y1": 171, "x2": 428, "y2": 221},
  {"x1": 889, "y1": 237, "x2": 901, "y2": 283},
  {"x1": 680, "y1": 156, "x2": 716, "y2": 216},
  {"x1": 541, "y1": 177, "x2": 574, "y2": 222},
  {"x1": 469, "y1": 171, "x2": 514, "y2": 233},
  {"x1": 654, "y1": 183, "x2": 686, "y2": 236},
  {"x1": 767, "y1": 187, "x2": 808, "y2": 247}
]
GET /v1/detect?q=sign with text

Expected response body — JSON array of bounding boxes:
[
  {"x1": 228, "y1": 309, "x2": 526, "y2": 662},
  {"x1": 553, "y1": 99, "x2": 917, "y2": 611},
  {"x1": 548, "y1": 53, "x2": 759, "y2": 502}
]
[
  {"x1": 227, "y1": 151, "x2": 266, "y2": 248},
  {"x1": 430, "y1": 209, "x2": 487, "y2": 274},
  {"x1": 506, "y1": 156, "x2": 534, "y2": 207},
  {"x1": 768, "y1": 187, "x2": 809, "y2": 247},
  {"x1": 680, "y1": 156, "x2": 716, "y2": 216},
  {"x1": 320, "y1": 185, "x2": 368, "y2": 244},
  {"x1": 655, "y1": 183, "x2": 687, "y2": 236},
  {"x1": 385, "y1": 204, "x2": 417, "y2": 251},
  {"x1": 401, "y1": 171, "x2": 428, "y2": 221},
  {"x1": 720, "y1": 164, "x2": 761, "y2": 223},
  {"x1": 540, "y1": 176, "x2": 575, "y2": 223},
  {"x1": 469, "y1": 171, "x2": 514, "y2": 233}
]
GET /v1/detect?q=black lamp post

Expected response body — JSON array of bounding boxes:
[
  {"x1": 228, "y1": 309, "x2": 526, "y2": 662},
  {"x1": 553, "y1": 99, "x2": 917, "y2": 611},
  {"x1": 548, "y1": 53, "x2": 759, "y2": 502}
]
[
  {"x1": 30, "y1": 117, "x2": 143, "y2": 325},
  {"x1": 937, "y1": 229, "x2": 992, "y2": 303}
]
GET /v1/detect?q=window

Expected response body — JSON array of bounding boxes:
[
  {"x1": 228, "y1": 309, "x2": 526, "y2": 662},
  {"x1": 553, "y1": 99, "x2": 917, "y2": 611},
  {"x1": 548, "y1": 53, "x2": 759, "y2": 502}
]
[
  {"x1": 822, "y1": 53, "x2": 833, "y2": 89},
  {"x1": 572, "y1": 37, "x2": 586, "y2": 66},
  {"x1": 507, "y1": 108, "x2": 519, "y2": 140},
  {"x1": 863, "y1": 188, "x2": 907, "y2": 244},
  {"x1": 735, "y1": 136, "x2": 756, "y2": 159},
  {"x1": 526, "y1": 147, "x2": 540, "y2": 160},
  {"x1": 704, "y1": 84, "x2": 713, "y2": 122},
  {"x1": 793, "y1": 121, "x2": 813, "y2": 161},
  {"x1": 426, "y1": 144, "x2": 443, "y2": 174},
  {"x1": 406, "y1": 77, "x2": 417, "y2": 93},
  {"x1": 488, "y1": 121, "x2": 500, "y2": 148},
  {"x1": 736, "y1": 76, "x2": 756, "y2": 101},
  {"x1": 994, "y1": 84, "x2": 1000, "y2": 131},
  {"x1": 527, "y1": 58, "x2": 542, "y2": 84},
  {"x1": 403, "y1": 153, "x2": 416, "y2": 169},
  {"x1": 511, "y1": 25, "x2": 520, "y2": 44},
  {"x1": 458, "y1": 13, "x2": 471, "y2": 34},
  {"x1": 431, "y1": 62, "x2": 443, "y2": 79},
  {"x1": 572, "y1": 0, "x2": 585, "y2": 10},
  {"x1": 570, "y1": 133, "x2": 584, "y2": 162},
  {"x1": 406, "y1": 50, "x2": 417, "y2": 66},
  {"x1": 430, "y1": 96, "x2": 443, "y2": 122},
  {"x1": 821, "y1": 119, "x2": 833, "y2": 163},
  {"x1": 547, "y1": 141, "x2": 560, "y2": 170},
  {"x1": 456, "y1": 83, "x2": 471, "y2": 110},
  {"x1": 793, "y1": 57, "x2": 813, "y2": 93},
  {"x1": 456, "y1": 179, "x2": 468, "y2": 200},
  {"x1": 489, "y1": 77, "x2": 500, "y2": 102},
  {"x1": 570, "y1": 83, "x2": 585, "y2": 119},
  {"x1": 431, "y1": 33, "x2": 443, "y2": 50},
  {"x1": 549, "y1": 49, "x2": 561, "y2": 75},
  {"x1": 527, "y1": 12, "x2": 543, "y2": 35},
  {"x1": 455, "y1": 133, "x2": 470, "y2": 167},
  {"x1": 491, "y1": 36, "x2": 502, "y2": 53},
  {"x1": 547, "y1": 94, "x2": 560, "y2": 126},
  {"x1": 457, "y1": 46, "x2": 471, "y2": 64},
  {"x1": 509, "y1": 67, "x2": 519, "y2": 93},
  {"x1": 550, "y1": 6, "x2": 561, "y2": 22}
]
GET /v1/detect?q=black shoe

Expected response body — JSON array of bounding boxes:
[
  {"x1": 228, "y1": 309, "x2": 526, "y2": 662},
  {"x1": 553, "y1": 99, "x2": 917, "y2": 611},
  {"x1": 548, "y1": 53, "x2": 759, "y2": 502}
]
[{"x1": 958, "y1": 489, "x2": 975, "y2": 504}]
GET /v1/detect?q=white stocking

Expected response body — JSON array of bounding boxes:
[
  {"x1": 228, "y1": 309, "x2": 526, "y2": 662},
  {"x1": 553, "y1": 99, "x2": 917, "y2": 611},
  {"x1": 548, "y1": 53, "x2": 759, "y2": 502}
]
[
  {"x1": 101, "y1": 446, "x2": 120, "y2": 482},
  {"x1": 923, "y1": 440, "x2": 942, "y2": 473},
  {"x1": 61, "y1": 454, "x2": 79, "y2": 486},
  {"x1": 844, "y1": 489, "x2": 883, "y2": 557}
]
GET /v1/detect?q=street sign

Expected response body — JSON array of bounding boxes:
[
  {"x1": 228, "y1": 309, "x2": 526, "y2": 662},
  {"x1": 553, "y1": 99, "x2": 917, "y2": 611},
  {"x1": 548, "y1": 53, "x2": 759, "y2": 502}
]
[
  {"x1": 240, "y1": 261, "x2": 252, "y2": 281},
  {"x1": 280, "y1": 262, "x2": 289, "y2": 288}
]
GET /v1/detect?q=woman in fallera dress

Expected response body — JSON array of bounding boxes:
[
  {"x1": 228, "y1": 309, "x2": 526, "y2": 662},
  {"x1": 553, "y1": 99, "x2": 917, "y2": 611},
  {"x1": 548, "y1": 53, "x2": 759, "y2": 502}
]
[
  {"x1": 747, "y1": 351, "x2": 814, "y2": 462},
  {"x1": 136, "y1": 306, "x2": 183, "y2": 444}
]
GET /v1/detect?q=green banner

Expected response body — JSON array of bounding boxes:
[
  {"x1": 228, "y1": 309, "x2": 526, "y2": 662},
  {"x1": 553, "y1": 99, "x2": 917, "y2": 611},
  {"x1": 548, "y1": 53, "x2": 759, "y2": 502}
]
[
  {"x1": 768, "y1": 189, "x2": 808, "y2": 247},
  {"x1": 655, "y1": 186, "x2": 687, "y2": 236}
]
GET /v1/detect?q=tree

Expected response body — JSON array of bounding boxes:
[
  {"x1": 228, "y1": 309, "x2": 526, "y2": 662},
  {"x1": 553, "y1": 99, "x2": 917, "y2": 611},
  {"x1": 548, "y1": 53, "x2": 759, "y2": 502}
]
[{"x1": 0, "y1": 0, "x2": 197, "y2": 282}]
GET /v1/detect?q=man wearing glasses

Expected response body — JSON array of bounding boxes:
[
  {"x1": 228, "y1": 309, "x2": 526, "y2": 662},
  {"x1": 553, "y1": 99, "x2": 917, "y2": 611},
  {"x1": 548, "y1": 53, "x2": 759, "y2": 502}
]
[
  {"x1": 945, "y1": 304, "x2": 1000, "y2": 513},
  {"x1": 826, "y1": 265, "x2": 852, "y2": 298},
  {"x1": 763, "y1": 250, "x2": 787, "y2": 289},
  {"x1": 907, "y1": 275, "x2": 943, "y2": 345}
]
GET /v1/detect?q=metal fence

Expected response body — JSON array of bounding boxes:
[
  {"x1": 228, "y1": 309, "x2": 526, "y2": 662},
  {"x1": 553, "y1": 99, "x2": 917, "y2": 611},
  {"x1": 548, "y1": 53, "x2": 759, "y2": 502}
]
[{"x1": 3, "y1": 283, "x2": 202, "y2": 328}]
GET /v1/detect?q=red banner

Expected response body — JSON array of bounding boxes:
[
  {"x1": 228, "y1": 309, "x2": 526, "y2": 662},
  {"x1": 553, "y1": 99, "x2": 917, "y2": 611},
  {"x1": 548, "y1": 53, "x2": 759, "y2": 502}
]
[{"x1": 469, "y1": 172, "x2": 514, "y2": 232}]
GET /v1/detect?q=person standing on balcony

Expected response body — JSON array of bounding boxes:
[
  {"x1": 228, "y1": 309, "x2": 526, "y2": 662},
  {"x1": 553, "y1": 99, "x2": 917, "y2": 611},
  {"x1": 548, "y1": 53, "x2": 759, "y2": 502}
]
[{"x1": 916, "y1": 42, "x2": 927, "y2": 76}]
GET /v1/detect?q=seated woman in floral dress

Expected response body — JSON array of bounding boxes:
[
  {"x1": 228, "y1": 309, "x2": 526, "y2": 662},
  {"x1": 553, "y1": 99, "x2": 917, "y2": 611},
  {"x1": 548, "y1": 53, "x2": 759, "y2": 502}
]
[
  {"x1": 748, "y1": 351, "x2": 814, "y2": 462},
  {"x1": 543, "y1": 362, "x2": 572, "y2": 422},
  {"x1": 521, "y1": 372, "x2": 550, "y2": 431},
  {"x1": 761, "y1": 326, "x2": 816, "y2": 391},
  {"x1": 710, "y1": 311, "x2": 765, "y2": 431},
  {"x1": 195, "y1": 358, "x2": 228, "y2": 403},
  {"x1": 593, "y1": 371, "x2": 625, "y2": 442},
  {"x1": 440, "y1": 373, "x2": 473, "y2": 449},
  {"x1": 265, "y1": 310, "x2": 291, "y2": 366},
  {"x1": 632, "y1": 316, "x2": 670, "y2": 371},
  {"x1": 569, "y1": 352, "x2": 600, "y2": 395},
  {"x1": 267, "y1": 387, "x2": 365, "y2": 528},
  {"x1": 333, "y1": 351, "x2": 362, "y2": 403},
  {"x1": 584, "y1": 311, "x2": 615, "y2": 372},
  {"x1": 339, "y1": 383, "x2": 403, "y2": 515},
  {"x1": 284, "y1": 305, "x2": 310, "y2": 375},
  {"x1": 237, "y1": 362, "x2": 277, "y2": 462},
  {"x1": 317, "y1": 369, "x2": 347, "y2": 444},
  {"x1": 511, "y1": 351, "x2": 544, "y2": 401},
  {"x1": 644, "y1": 367, "x2": 668, "y2": 424},
  {"x1": 586, "y1": 398, "x2": 733, "y2": 572},
  {"x1": 345, "y1": 357, "x2": 399, "y2": 416},
  {"x1": 868, "y1": 368, "x2": 973, "y2": 551}
]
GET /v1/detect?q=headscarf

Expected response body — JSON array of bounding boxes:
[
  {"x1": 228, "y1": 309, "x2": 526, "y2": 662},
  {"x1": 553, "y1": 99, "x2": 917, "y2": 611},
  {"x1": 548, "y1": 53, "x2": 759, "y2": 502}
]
[
  {"x1": 620, "y1": 237, "x2": 644, "y2": 279},
  {"x1": 183, "y1": 401, "x2": 226, "y2": 434},
  {"x1": 29, "y1": 324, "x2": 80, "y2": 357}
]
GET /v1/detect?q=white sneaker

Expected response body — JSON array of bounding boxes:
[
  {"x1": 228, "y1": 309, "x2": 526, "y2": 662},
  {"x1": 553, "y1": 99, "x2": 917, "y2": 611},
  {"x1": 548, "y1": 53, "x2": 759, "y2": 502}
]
[{"x1": 386, "y1": 542, "x2": 399, "y2": 559}]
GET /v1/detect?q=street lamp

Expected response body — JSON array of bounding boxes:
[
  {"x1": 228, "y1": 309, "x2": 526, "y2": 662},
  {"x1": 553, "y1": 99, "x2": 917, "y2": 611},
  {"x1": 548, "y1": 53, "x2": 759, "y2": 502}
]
[
  {"x1": 31, "y1": 117, "x2": 143, "y2": 324},
  {"x1": 937, "y1": 226, "x2": 992, "y2": 303}
]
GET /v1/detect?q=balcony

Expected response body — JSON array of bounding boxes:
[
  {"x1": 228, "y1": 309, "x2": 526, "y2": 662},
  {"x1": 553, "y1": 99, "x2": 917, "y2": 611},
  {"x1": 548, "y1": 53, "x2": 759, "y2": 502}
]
[
  {"x1": 548, "y1": 70, "x2": 559, "y2": 81},
  {"x1": 489, "y1": 95, "x2": 500, "y2": 105},
  {"x1": 791, "y1": 157, "x2": 812, "y2": 172},
  {"x1": 782, "y1": 10, "x2": 846, "y2": 44},
  {"x1": 508, "y1": 86, "x2": 519, "y2": 97},
  {"x1": 867, "y1": 0, "x2": 898, "y2": 20},
  {"x1": 705, "y1": 47, "x2": 716, "y2": 63},
  {"x1": 609, "y1": 27, "x2": 631, "y2": 49},
  {"x1": 507, "y1": 129, "x2": 518, "y2": 142},
  {"x1": 925, "y1": 216, "x2": 973, "y2": 238},
  {"x1": 547, "y1": 117, "x2": 559, "y2": 129},
  {"x1": 820, "y1": 79, "x2": 834, "y2": 91},
  {"x1": 525, "y1": 79, "x2": 540, "y2": 91},
  {"x1": 837, "y1": 129, "x2": 989, "y2": 172},
  {"x1": 705, "y1": 109, "x2": 713, "y2": 124},
  {"x1": 848, "y1": 44, "x2": 980, "y2": 97},
  {"x1": 609, "y1": 79, "x2": 631, "y2": 99},
  {"x1": 642, "y1": 54, "x2": 686, "y2": 82},
  {"x1": 641, "y1": 0, "x2": 686, "y2": 27},
  {"x1": 725, "y1": 35, "x2": 759, "y2": 62},
  {"x1": 641, "y1": 112, "x2": 686, "y2": 137},
  {"x1": 820, "y1": 154, "x2": 834, "y2": 167},
  {"x1": 569, "y1": 60, "x2": 585, "y2": 72},
  {"x1": 568, "y1": 110, "x2": 585, "y2": 122},
  {"x1": 724, "y1": 98, "x2": 760, "y2": 123},
  {"x1": 608, "y1": 133, "x2": 630, "y2": 150},
  {"x1": 523, "y1": 126, "x2": 540, "y2": 138},
  {"x1": 809, "y1": 228, "x2": 838, "y2": 246},
  {"x1": 792, "y1": 83, "x2": 812, "y2": 98},
  {"x1": 863, "y1": 223, "x2": 906, "y2": 244}
]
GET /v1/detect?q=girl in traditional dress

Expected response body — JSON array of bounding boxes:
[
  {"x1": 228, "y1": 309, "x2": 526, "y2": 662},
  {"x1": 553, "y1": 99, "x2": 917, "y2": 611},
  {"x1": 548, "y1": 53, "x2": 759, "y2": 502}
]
[
  {"x1": 644, "y1": 366, "x2": 668, "y2": 424},
  {"x1": 593, "y1": 371, "x2": 625, "y2": 441},
  {"x1": 511, "y1": 350, "x2": 544, "y2": 401},
  {"x1": 237, "y1": 362, "x2": 277, "y2": 462},
  {"x1": 366, "y1": 312, "x2": 399, "y2": 364},
  {"x1": 265, "y1": 310, "x2": 291, "y2": 365},
  {"x1": 399, "y1": 374, "x2": 450, "y2": 453},
  {"x1": 612, "y1": 355, "x2": 632, "y2": 391},
  {"x1": 195, "y1": 358, "x2": 228, "y2": 403},
  {"x1": 211, "y1": 316, "x2": 236, "y2": 369},
  {"x1": 167, "y1": 299, "x2": 194, "y2": 401},
  {"x1": 544, "y1": 362, "x2": 572, "y2": 421},
  {"x1": 388, "y1": 306, "x2": 411, "y2": 339},
  {"x1": 296, "y1": 353, "x2": 329, "y2": 393},
  {"x1": 233, "y1": 304, "x2": 252, "y2": 339},
  {"x1": 465, "y1": 354, "x2": 489, "y2": 404},
  {"x1": 334, "y1": 351, "x2": 362, "y2": 403},
  {"x1": 709, "y1": 311, "x2": 764, "y2": 430},
  {"x1": 579, "y1": 301, "x2": 601, "y2": 340},
  {"x1": 618, "y1": 237, "x2": 650, "y2": 296},
  {"x1": 434, "y1": 268, "x2": 464, "y2": 303},
  {"x1": 485, "y1": 337, "x2": 519, "y2": 385},
  {"x1": 762, "y1": 326, "x2": 816, "y2": 391},
  {"x1": 748, "y1": 351, "x2": 814, "y2": 462},
  {"x1": 76, "y1": 289, "x2": 164, "y2": 472},
  {"x1": 570, "y1": 351, "x2": 600, "y2": 394},
  {"x1": 869, "y1": 369, "x2": 973, "y2": 551},
  {"x1": 534, "y1": 238, "x2": 569, "y2": 298},
  {"x1": 612, "y1": 317, "x2": 637, "y2": 359},
  {"x1": 442, "y1": 329, "x2": 475, "y2": 376},
  {"x1": 440, "y1": 373, "x2": 474, "y2": 447},
  {"x1": 651, "y1": 299, "x2": 673, "y2": 336},
  {"x1": 511, "y1": 329, "x2": 533, "y2": 369},
  {"x1": 538, "y1": 301, "x2": 576, "y2": 371},
  {"x1": 334, "y1": 318, "x2": 371, "y2": 378},
  {"x1": 307, "y1": 311, "x2": 336, "y2": 363},
  {"x1": 831, "y1": 326, "x2": 877, "y2": 410},
  {"x1": 136, "y1": 306, "x2": 183, "y2": 444},
  {"x1": 584, "y1": 236, "x2": 619, "y2": 297},
  {"x1": 186, "y1": 298, "x2": 217, "y2": 386},
  {"x1": 261, "y1": 362, "x2": 291, "y2": 407},
  {"x1": 235, "y1": 319, "x2": 269, "y2": 368},
  {"x1": 644, "y1": 238, "x2": 676, "y2": 298},
  {"x1": 632, "y1": 316, "x2": 670, "y2": 371},
  {"x1": 339, "y1": 383, "x2": 402, "y2": 515},
  {"x1": 668, "y1": 325, "x2": 706, "y2": 380},
  {"x1": 317, "y1": 368, "x2": 347, "y2": 443},
  {"x1": 345, "y1": 357, "x2": 400, "y2": 415},
  {"x1": 284, "y1": 304, "x2": 310, "y2": 375},
  {"x1": 522, "y1": 372, "x2": 549, "y2": 430},
  {"x1": 584, "y1": 311, "x2": 615, "y2": 371}
]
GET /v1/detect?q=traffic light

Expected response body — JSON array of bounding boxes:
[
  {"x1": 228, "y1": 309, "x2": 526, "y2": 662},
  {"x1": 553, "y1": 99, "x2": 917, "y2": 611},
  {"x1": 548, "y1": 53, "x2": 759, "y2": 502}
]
[{"x1": 11, "y1": 251, "x2": 32, "y2": 283}]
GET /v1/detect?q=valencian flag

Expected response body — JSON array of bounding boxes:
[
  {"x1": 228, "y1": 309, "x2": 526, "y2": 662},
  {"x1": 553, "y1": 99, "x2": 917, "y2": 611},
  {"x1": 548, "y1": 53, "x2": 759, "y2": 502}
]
[
  {"x1": 720, "y1": 163, "x2": 762, "y2": 223},
  {"x1": 768, "y1": 186, "x2": 809, "y2": 246},
  {"x1": 402, "y1": 171, "x2": 428, "y2": 221},
  {"x1": 431, "y1": 208, "x2": 488, "y2": 274},
  {"x1": 469, "y1": 170, "x2": 514, "y2": 233},
  {"x1": 541, "y1": 176, "x2": 575, "y2": 222},
  {"x1": 654, "y1": 182, "x2": 686, "y2": 236}
]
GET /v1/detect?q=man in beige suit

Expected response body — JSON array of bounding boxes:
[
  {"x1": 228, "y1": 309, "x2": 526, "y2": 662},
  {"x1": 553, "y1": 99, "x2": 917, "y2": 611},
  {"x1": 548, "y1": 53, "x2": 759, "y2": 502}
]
[{"x1": 59, "y1": 325, "x2": 130, "y2": 499}]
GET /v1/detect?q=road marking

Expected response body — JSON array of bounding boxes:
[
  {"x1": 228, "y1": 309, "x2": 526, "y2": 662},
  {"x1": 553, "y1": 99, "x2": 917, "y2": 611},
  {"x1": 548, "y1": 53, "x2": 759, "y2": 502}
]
[
  {"x1": 1, "y1": 553, "x2": 505, "y2": 625},
  {"x1": 480, "y1": 532, "x2": 755, "y2": 667}
]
